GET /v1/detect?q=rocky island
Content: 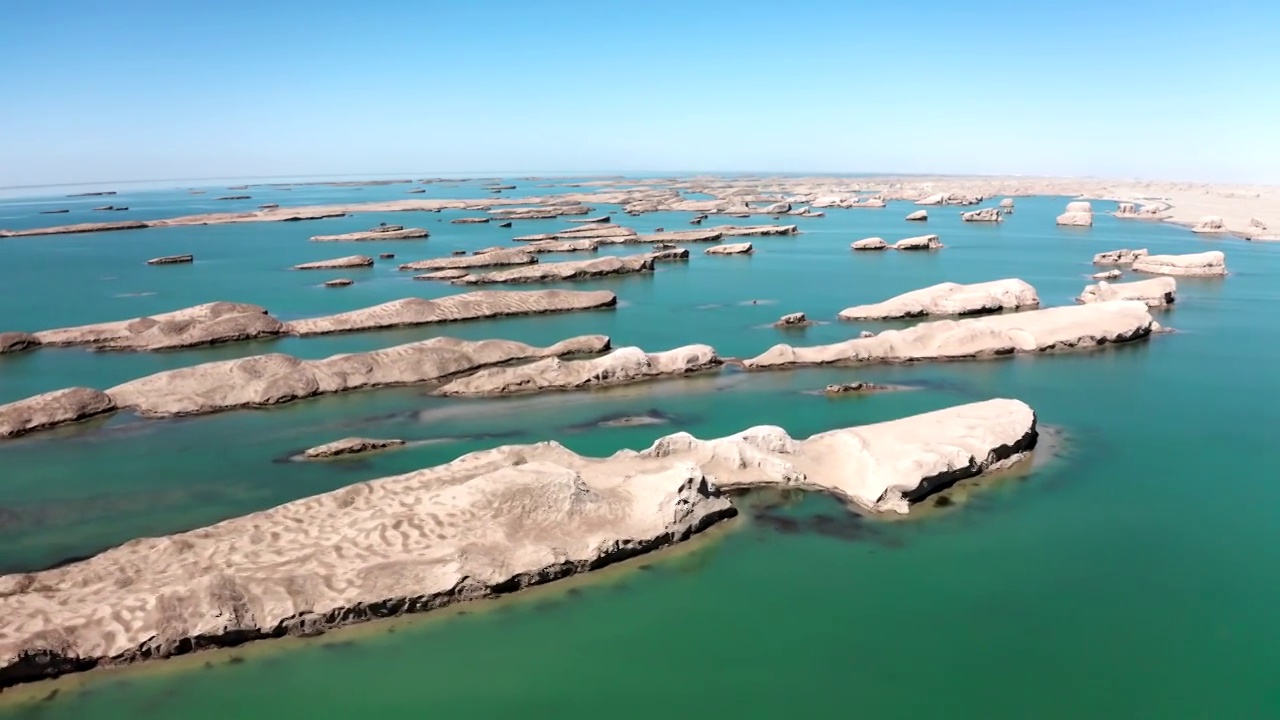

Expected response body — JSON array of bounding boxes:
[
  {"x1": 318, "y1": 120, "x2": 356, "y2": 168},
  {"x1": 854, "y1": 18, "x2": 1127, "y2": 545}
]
[
  {"x1": 435, "y1": 345, "x2": 722, "y2": 396},
  {"x1": 302, "y1": 438, "x2": 407, "y2": 459},
  {"x1": 310, "y1": 228, "x2": 429, "y2": 242},
  {"x1": 1131, "y1": 251, "x2": 1228, "y2": 277},
  {"x1": 293, "y1": 255, "x2": 375, "y2": 270},
  {"x1": 398, "y1": 251, "x2": 537, "y2": 271},
  {"x1": 0, "y1": 398, "x2": 1036, "y2": 688},
  {"x1": 1077, "y1": 277, "x2": 1177, "y2": 307},
  {"x1": 31, "y1": 302, "x2": 287, "y2": 351},
  {"x1": 451, "y1": 255, "x2": 655, "y2": 285},
  {"x1": 837, "y1": 279, "x2": 1039, "y2": 320}
]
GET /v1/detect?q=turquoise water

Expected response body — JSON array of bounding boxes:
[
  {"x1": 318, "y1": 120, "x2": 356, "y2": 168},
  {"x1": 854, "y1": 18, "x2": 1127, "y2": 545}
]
[{"x1": 2, "y1": 183, "x2": 1278, "y2": 717}]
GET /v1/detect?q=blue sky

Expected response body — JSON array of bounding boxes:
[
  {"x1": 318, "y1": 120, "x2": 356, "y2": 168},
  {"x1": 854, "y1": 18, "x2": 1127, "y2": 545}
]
[{"x1": 2, "y1": 0, "x2": 1277, "y2": 186}]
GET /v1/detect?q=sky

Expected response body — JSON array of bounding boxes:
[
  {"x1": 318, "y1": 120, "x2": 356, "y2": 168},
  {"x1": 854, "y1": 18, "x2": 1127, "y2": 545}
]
[{"x1": 2, "y1": 0, "x2": 1279, "y2": 187}]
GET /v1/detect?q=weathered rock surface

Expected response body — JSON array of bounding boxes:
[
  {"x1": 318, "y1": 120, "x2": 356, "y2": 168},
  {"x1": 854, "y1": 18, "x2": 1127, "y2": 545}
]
[
  {"x1": 399, "y1": 251, "x2": 536, "y2": 271},
  {"x1": 745, "y1": 302, "x2": 1154, "y2": 369},
  {"x1": 1131, "y1": 251, "x2": 1227, "y2": 277},
  {"x1": 705, "y1": 242, "x2": 753, "y2": 255},
  {"x1": 293, "y1": 255, "x2": 374, "y2": 270},
  {"x1": 565, "y1": 215, "x2": 611, "y2": 224},
  {"x1": 1093, "y1": 248, "x2": 1149, "y2": 265},
  {"x1": 1191, "y1": 215, "x2": 1226, "y2": 234},
  {"x1": 851, "y1": 237, "x2": 888, "y2": 251},
  {"x1": 1066, "y1": 201, "x2": 1093, "y2": 214},
  {"x1": 775, "y1": 312, "x2": 810, "y2": 327},
  {"x1": 489, "y1": 205, "x2": 592, "y2": 219},
  {"x1": 490, "y1": 239, "x2": 599, "y2": 254},
  {"x1": 452, "y1": 255, "x2": 655, "y2": 285},
  {"x1": 302, "y1": 437, "x2": 406, "y2": 459},
  {"x1": 107, "y1": 335, "x2": 610, "y2": 417},
  {"x1": 823, "y1": 382, "x2": 892, "y2": 395},
  {"x1": 1057, "y1": 201, "x2": 1094, "y2": 227},
  {"x1": 451, "y1": 217, "x2": 491, "y2": 224},
  {"x1": 999, "y1": 198, "x2": 1015, "y2": 211},
  {"x1": 0, "y1": 220, "x2": 148, "y2": 238},
  {"x1": 707, "y1": 224, "x2": 797, "y2": 236},
  {"x1": 1078, "y1": 277, "x2": 1177, "y2": 307},
  {"x1": 635, "y1": 230, "x2": 724, "y2": 244},
  {"x1": 310, "y1": 228, "x2": 428, "y2": 242},
  {"x1": 961, "y1": 208, "x2": 1003, "y2": 223},
  {"x1": 514, "y1": 225, "x2": 636, "y2": 242},
  {"x1": 436, "y1": 344, "x2": 720, "y2": 396},
  {"x1": 413, "y1": 269, "x2": 471, "y2": 281},
  {"x1": 837, "y1": 279, "x2": 1040, "y2": 320},
  {"x1": 0, "y1": 332, "x2": 41, "y2": 354},
  {"x1": 905, "y1": 210, "x2": 928, "y2": 221},
  {"x1": 894, "y1": 234, "x2": 942, "y2": 250},
  {"x1": 34, "y1": 302, "x2": 287, "y2": 352},
  {"x1": 649, "y1": 248, "x2": 690, "y2": 262},
  {"x1": 0, "y1": 388, "x2": 117, "y2": 439},
  {"x1": 323, "y1": 279, "x2": 354, "y2": 287},
  {"x1": 1115, "y1": 202, "x2": 1139, "y2": 217},
  {"x1": 288, "y1": 290, "x2": 617, "y2": 335},
  {"x1": 146, "y1": 255, "x2": 194, "y2": 265},
  {"x1": 379, "y1": 253, "x2": 395, "y2": 259},
  {"x1": 1091, "y1": 269, "x2": 1123, "y2": 280},
  {"x1": 915, "y1": 193, "x2": 981, "y2": 206}
]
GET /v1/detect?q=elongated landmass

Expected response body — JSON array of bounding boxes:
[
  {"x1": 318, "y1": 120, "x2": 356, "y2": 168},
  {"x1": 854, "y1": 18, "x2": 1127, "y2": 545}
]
[
  {"x1": 287, "y1": 289, "x2": 617, "y2": 335},
  {"x1": 0, "y1": 388, "x2": 117, "y2": 439},
  {"x1": 398, "y1": 251, "x2": 536, "y2": 271},
  {"x1": 32, "y1": 302, "x2": 288, "y2": 351},
  {"x1": 310, "y1": 228, "x2": 428, "y2": 242},
  {"x1": 0, "y1": 220, "x2": 148, "y2": 237},
  {"x1": 706, "y1": 242, "x2": 753, "y2": 255},
  {"x1": 476, "y1": 238, "x2": 599, "y2": 254},
  {"x1": 0, "y1": 398, "x2": 1034, "y2": 688},
  {"x1": 147, "y1": 255, "x2": 194, "y2": 265},
  {"x1": 0, "y1": 332, "x2": 40, "y2": 354},
  {"x1": 629, "y1": 230, "x2": 725, "y2": 244},
  {"x1": 293, "y1": 255, "x2": 374, "y2": 270},
  {"x1": 514, "y1": 225, "x2": 637, "y2": 242},
  {"x1": 837, "y1": 279, "x2": 1039, "y2": 320},
  {"x1": 1131, "y1": 251, "x2": 1227, "y2": 277},
  {"x1": 745, "y1": 301, "x2": 1155, "y2": 369},
  {"x1": 706, "y1": 224, "x2": 797, "y2": 236},
  {"x1": 452, "y1": 255, "x2": 654, "y2": 285},
  {"x1": 436, "y1": 345, "x2": 722, "y2": 396},
  {"x1": 1078, "y1": 277, "x2": 1177, "y2": 307},
  {"x1": 302, "y1": 438, "x2": 406, "y2": 459},
  {"x1": 107, "y1": 335, "x2": 610, "y2": 417}
]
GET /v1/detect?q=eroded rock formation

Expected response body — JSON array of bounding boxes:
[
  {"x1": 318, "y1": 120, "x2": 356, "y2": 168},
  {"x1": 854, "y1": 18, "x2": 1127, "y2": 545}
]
[
  {"x1": 1078, "y1": 277, "x2": 1177, "y2": 307},
  {"x1": 1131, "y1": 251, "x2": 1227, "y2": 277},
  {"x1": 451, "y1": 255, "x2": 654, "y2": 285},
  {"x1": 837, "y1": 280, "x2": 1039, "y2": 320},
  {"x1": 310, "y1": 228, "x2": 428, "y2": 242},
  {"x1": 293, "y1": 255, "x2": 374, "y2": 270},
  {"x1": 436, "y1": 345, "x2": 720, "y2": 396},
  {"x1": 1093, "y1": 248, "x2": 1149, "y2": 265},
  {"x1": 705, "y1": 242, "x2": 753, "y2": 255},
  {"x1": 287, "y1": 290, "x2": 618, "y2": 335},
  {"x1": 33, "y1": 302, "x2": 287, "y2": 351},
  {"x1": 399, "y1": 251, "x2": 536, "y2": 271},
  {"x1": 303, "y1": 438, "x2": 407, "y2": 459}
]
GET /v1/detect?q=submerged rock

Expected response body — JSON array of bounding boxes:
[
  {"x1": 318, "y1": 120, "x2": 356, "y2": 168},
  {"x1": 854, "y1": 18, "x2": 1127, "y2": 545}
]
[
  {"x1": 1078, "y1": 277, "x2": 1177, "y2": 307},
  {"x1": 1131, "y1": 251, "x2": 1227, "y2": 277},
  {"x1": 451, "y1": 254, "x2": 655, "y2": 285},
  {"x1": 745, "y1": 302, "x2": 1155, "y2": 370},
  {"x1": 823, "y1": 382, "x2": 890, "y2": 394},
  {"x1": 961, "y1": 208, "x2": 1003, "y2": 223},
  {"x1": 1093, "y1": 248, "x2": 1148, "y2": 265},
  {"x1": 837, "y1": 279, "x2": 1039, "y2": 320},
  {"x1": 0, "y1": 388, "x2": 116, "y2": 439},
  {"x1": 146, "y1": 255, "x2": 194, "y2": 265},
  {"x1": 293, "y1": 255, "x2": 374, "y2": 270},
  {"x1": 323, "y1": 279, "x2": 354, "y2": 287},
  {"x1": 851, "y1": 237, "x2": 887, "y2": 251},
  {"x1": 379, "y1": 253, "x2": 395, "y2": 259},
  {"x1": 894, "y1": 234, "x2": 942, "y2": 250},
  {"x1": 436, "y1": 344, "x2": 721, "y2": 396},
  {"x1": 302, "y1": 437, "x2": 406, "y2": 459},
  {"x1": 705, "y1": 242, "x2": 753, "y2": 255}
]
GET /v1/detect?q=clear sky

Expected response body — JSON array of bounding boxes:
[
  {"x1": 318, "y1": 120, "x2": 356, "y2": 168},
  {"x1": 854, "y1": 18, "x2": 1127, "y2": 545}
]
[{"x1": 3, "y1": 0, "x2": 1278, "y2": 186}]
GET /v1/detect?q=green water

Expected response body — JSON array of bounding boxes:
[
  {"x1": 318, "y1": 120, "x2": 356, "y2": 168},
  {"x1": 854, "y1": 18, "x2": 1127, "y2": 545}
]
[{"x1": 2, "y1": 184, "x2": 1278, "y2": 718}]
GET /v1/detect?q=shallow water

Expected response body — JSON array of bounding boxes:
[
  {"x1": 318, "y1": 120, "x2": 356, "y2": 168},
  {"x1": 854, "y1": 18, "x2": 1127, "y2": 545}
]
[{"x1": 2, "y1": 183, "x2": 1278, "y2": 718}]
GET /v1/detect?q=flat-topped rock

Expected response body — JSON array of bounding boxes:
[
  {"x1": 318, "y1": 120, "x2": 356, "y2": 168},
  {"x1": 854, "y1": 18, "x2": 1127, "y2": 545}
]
[
  {"x1": 512, "y1": 238, "x2": 600, "y2": 253},
  {"x1": 705, "y1": 242, "x2": 753, "y2": 255},
  {"x1": 399, "y1": 251, "x2": 536, "y2": 271},
  {"x1": 1191, "y1": 215, "x2": 1226, "y2": 234},
  {"x1": 0, "y1": 332, "x2": 41, "y2": 354},
  {"x1": 1091, "y1": 269, "x2": 1123, "y2": 280},
  {"x1": 489, "y1": 205, "x2": 592, "y2": 219},
  {"x1": 452, "y1": 254, "x2": 655, "y2": 285},
  {"x1": 837, "y1": 279, "x2": 1039, "y2": 320},
  {"x1": 905, "y1": 210, "x2": 928, "y2": 221},
  {"x1": 894, "y1": 234, "x2": 942, "y2": 250},
  {"x1": 323, "y1": 279, "x2": 354, "y2": 287},
  {"x1": 849, "y1": 197, "x2": 887, "y2": 208},
  {"x1": 1078, "y1": 277, "x2": 1177, "y2": 307},
  {"x1": 451, "y1": 217, "x2": 491, "y2": 224},
  {"x1": 915, "y1": 192, "x2": 981, "y2": 206},
  {"x1": 514, "y1": 225, "x2": 636, "y2": 242},
  {"x1": 851, "y1": 237, "x2": 888, "y2": 251},
  {"x1": 1057, "y1": 201, "x2": 1093, "y2": 227},
  {"x1": 436, "y1": 344, "x2": 720, "y2": 396},
  {"x1": 310, "y1": 228, "x2": 428, "y2": 242},
  {"x1": 107, "y1": 335, "x2": 610, "y2": 418},
  {"x1": 146, "y1": 254, "x2": 193, "y2": 265},
  {"x1": 649, "y1": 248, "x2": 690, "y2": 262},
  {"x1": 635, "y1": 230, "x2": 724, "y2": 244},
  {"x1": 1093, "y1": 248, "x2": 1149, "y2": 265},
  {"x1": 774, "y1": 312, "x2": 811, "y2": 327},
  {"x1": 293, "y1": 255, "x2": 374, "y2": 270},
  {"x1": 302, "y1": 437, "x2": 406, "y2": 459},
  {"x1": 745, "y1": 302, "x2": 1155, "y2": 370},
  {"x1": 1131, "y1": 251, "x2": 1227, "y2": 277},
  {"x1": 413, "y1": 269, "x2": 471, "y2": 281},
  {"x1": 0, "y1": 388, "x2": 116, "y2": 439},
  {"x1": 288, "y1": 289, "x2": 617, "y2": 335},
  {"x1": 34, "y1": 302, "x2": 287, "y2": 352},
  {"x1": 706, "y1": 224, "x2": 797, "y2": 236},
  {"x1": 565, "y1": 215, "x2": 611, "y2": 224},
  {"x1": 961, "y1": 208, "x2": 1003, "y2": 222},
  {"x1": 0, "y1": 220, "x2": 148, "y2": 238}
]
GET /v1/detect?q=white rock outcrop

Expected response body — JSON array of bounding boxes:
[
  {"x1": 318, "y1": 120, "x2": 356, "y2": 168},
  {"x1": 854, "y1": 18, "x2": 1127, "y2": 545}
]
[
  {"x1": 1077, "y1": 277, "x2": 1176, "y2": 307},
  {"x1": 436, "y1": 345, "x2": 721, "y2": 396},
  {"x1": 1131, "y1": 251, "x2": 1227, "y2": 277},
  {"x1": 293, "y1": 255, "x2": 374, "y2": 270},
  {"x1": 961, "y1": 208, "x2": 1003, "y2": 223},
  {"x1": 1093, "y1": 248, "x2": 1149, "y2": 265},
  {"x1": 894, "y1": 234, "x2": 942, "y2": 250},
  {"x1": 705, "y1": 242, "x2": 753, "y2": 255},
  {"x1": 837, "y1": 280, "x2": 1040, "y2": 320},
  {"x1": 1191, "y1": 215, "x2": 1226, "y2": 234},
  {"x1": 851, "y1": 237, "x2": 888, "y2": 251}
]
